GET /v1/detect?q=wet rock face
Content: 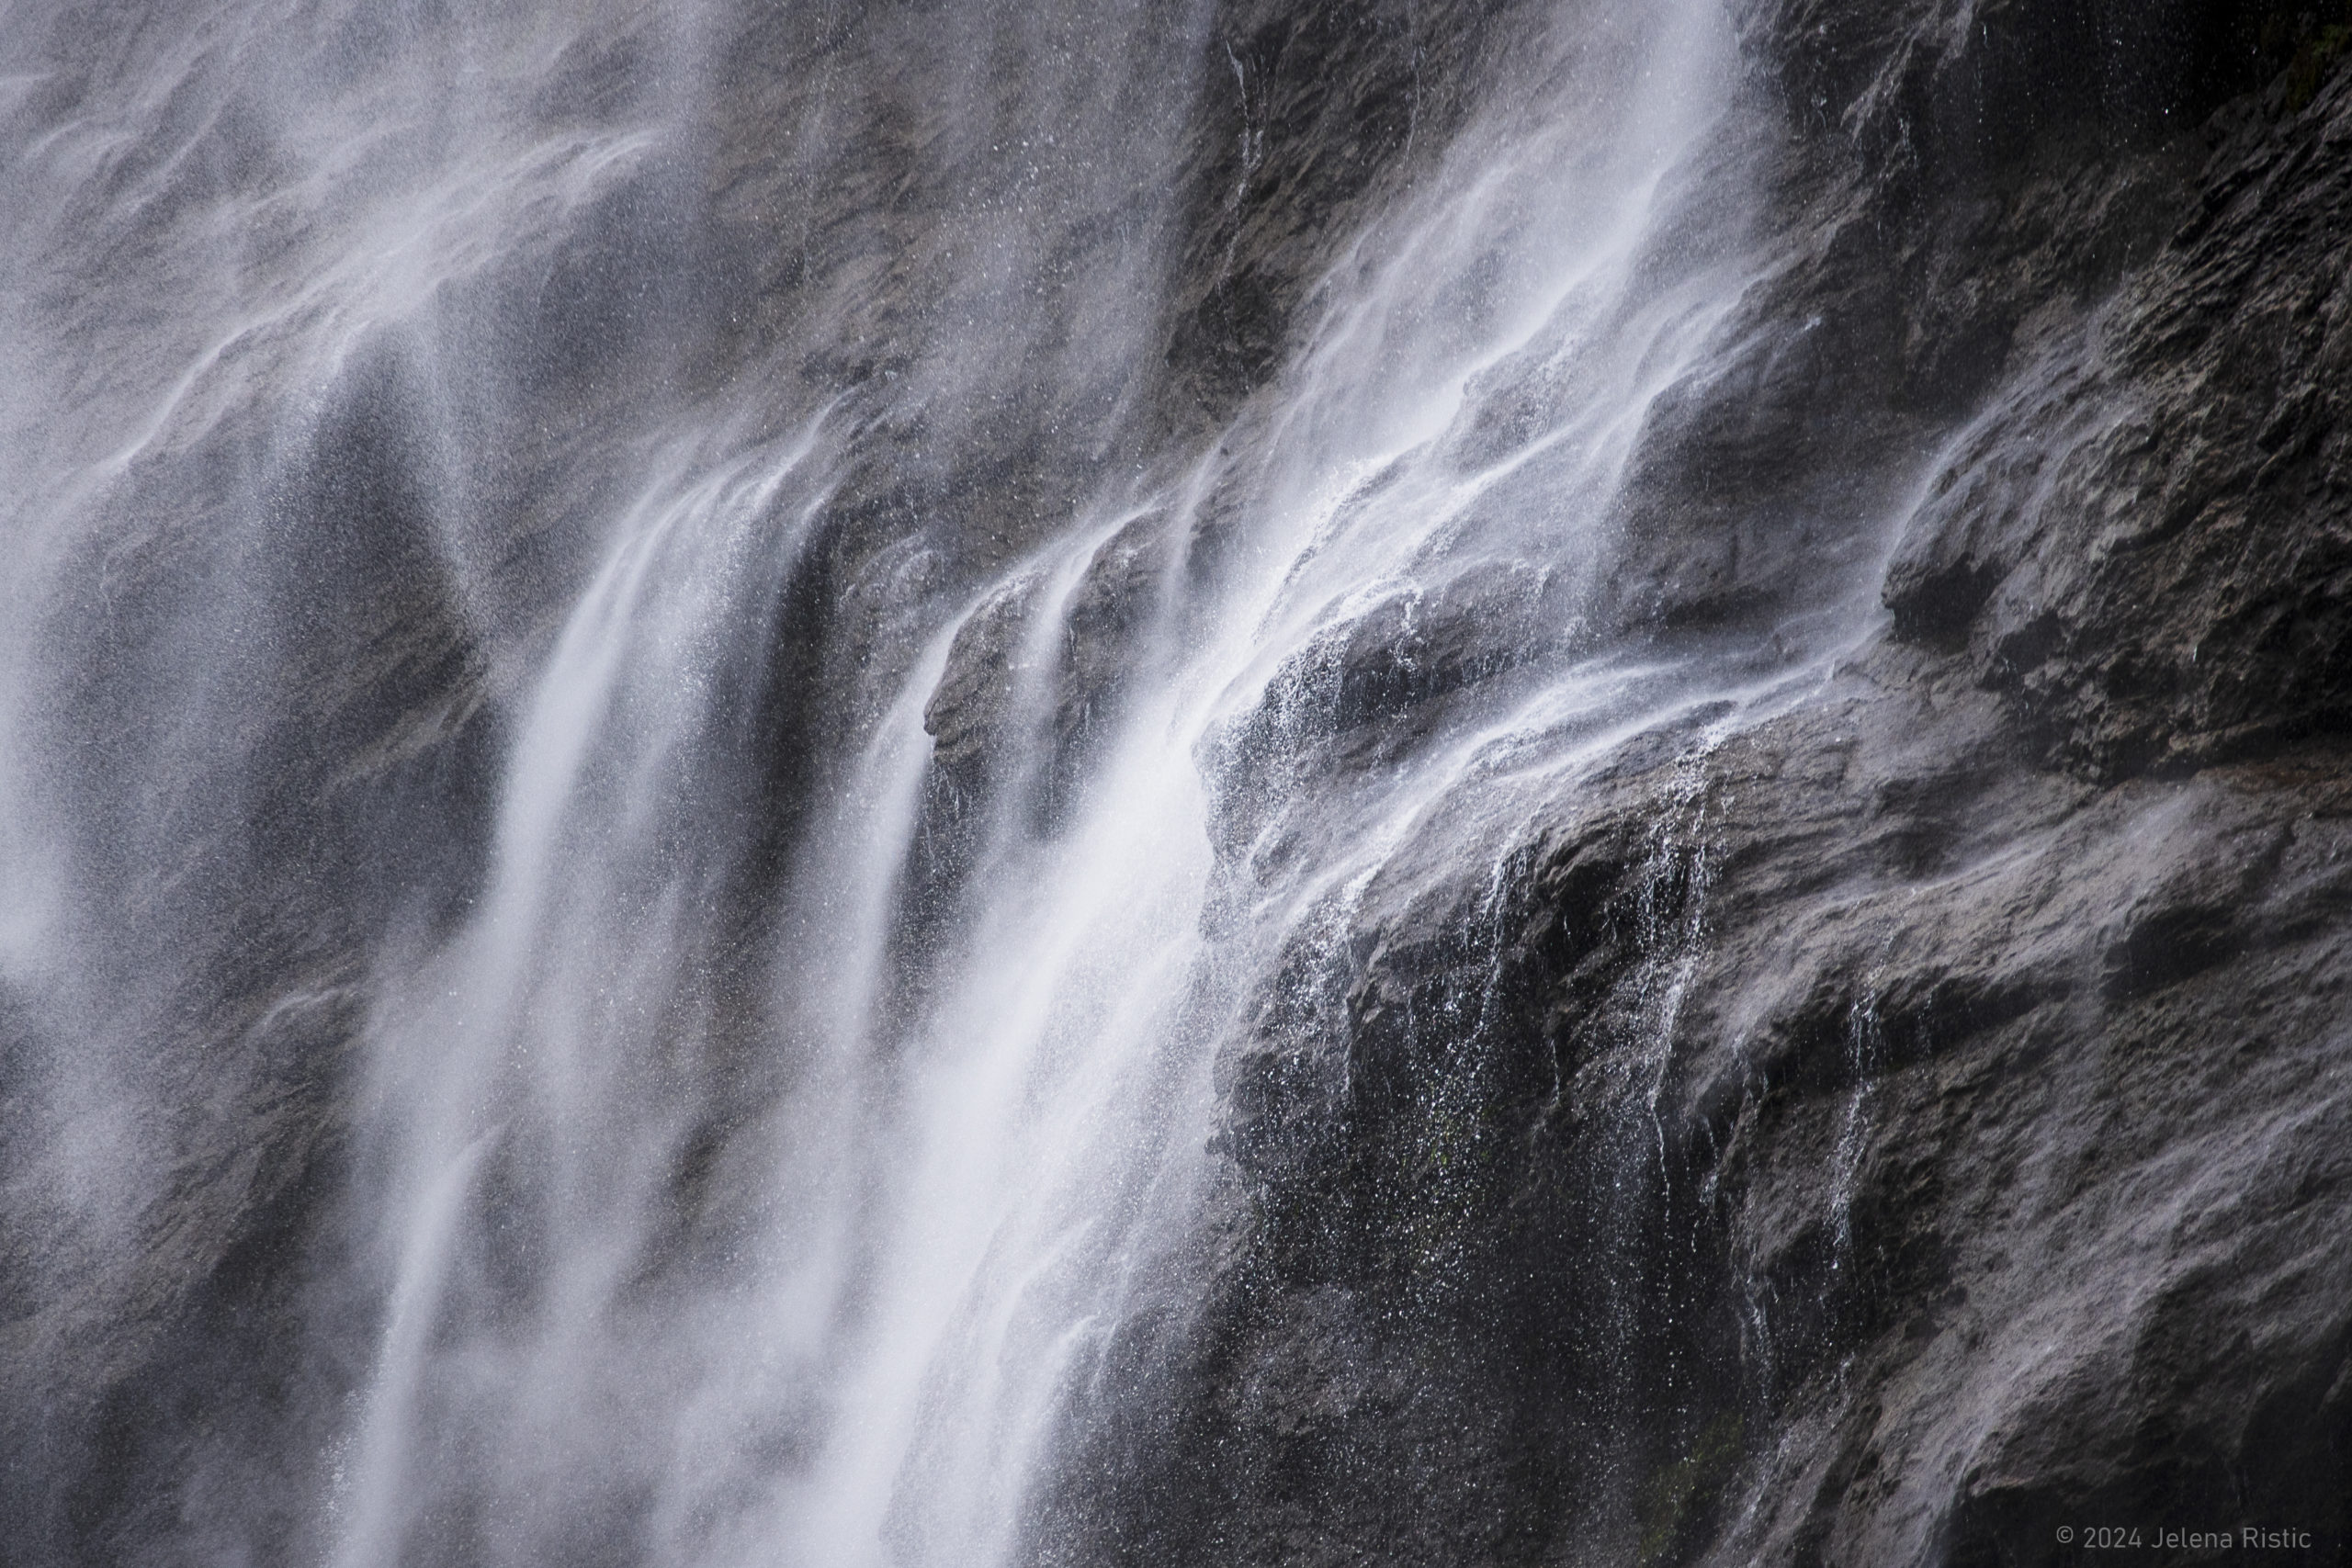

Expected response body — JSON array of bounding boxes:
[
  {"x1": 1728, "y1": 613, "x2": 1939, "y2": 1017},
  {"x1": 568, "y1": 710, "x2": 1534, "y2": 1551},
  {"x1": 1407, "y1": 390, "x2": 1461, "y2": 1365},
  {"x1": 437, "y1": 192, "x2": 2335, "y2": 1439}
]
[
  {"x1": 1196, "y1": 558, "x2": 1557, "y2": 866},
  {"x1": 1030, "y1": 15, "x2": 2352, "y2": 1568},
  {"x1": 1159, "y1": 0, "x2": 1520, "y2": 418},
  {"x1": 1882, "y1": 85, "x2": 2352, "y2": 778},
  {"x1": 6, "y1": 0, "x2": 2349, "y2": 1562}
]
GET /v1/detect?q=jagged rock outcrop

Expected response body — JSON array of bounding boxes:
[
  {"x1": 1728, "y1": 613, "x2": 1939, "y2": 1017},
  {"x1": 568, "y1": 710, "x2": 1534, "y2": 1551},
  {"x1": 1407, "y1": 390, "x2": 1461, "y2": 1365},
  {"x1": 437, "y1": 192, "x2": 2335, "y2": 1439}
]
[{"x1": 1023, "y1": 8, "x2": 2352, "y2": 1567}]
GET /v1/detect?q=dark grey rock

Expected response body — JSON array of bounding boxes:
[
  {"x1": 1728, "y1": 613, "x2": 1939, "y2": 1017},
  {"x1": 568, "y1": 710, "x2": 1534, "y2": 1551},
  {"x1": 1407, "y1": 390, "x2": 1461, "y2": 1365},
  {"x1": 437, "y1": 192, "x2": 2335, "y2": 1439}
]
[{"x1": 1027, "y1": 11, "x2": 2352, "y2": 1568}]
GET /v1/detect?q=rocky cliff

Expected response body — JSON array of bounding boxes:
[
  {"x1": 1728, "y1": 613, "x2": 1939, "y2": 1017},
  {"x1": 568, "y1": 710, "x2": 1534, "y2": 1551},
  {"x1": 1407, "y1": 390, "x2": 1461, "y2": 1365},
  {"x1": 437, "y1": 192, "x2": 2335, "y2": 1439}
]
[
  {"x1": 1026, "y1": 4, "x2": 2352, "y2": 1563},
  {"x1": 1, "y1": 1, "x2": 2346, "y2": 1565}
]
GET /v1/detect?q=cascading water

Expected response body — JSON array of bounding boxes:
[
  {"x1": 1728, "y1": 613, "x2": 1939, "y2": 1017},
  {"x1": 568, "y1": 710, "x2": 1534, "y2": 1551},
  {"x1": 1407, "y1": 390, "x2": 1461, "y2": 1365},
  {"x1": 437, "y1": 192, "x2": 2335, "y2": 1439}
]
[
  {"x1": 0, "y1": 0, "x2": 1805, "y2": 1559},
  {"x1": 3, "y1": 3, "x2": 1775, "y2": 1558},
  {"x1": 17, "y1": 0, "x2": 2346, "y2": 1563}
]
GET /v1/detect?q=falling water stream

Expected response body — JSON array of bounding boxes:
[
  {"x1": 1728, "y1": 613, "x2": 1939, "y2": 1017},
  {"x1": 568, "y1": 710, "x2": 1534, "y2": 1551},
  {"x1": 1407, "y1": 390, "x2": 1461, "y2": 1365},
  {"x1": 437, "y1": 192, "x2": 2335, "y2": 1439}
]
[{"x1": 0, "y1": 0, "x2": 1918, "y2": 1562}]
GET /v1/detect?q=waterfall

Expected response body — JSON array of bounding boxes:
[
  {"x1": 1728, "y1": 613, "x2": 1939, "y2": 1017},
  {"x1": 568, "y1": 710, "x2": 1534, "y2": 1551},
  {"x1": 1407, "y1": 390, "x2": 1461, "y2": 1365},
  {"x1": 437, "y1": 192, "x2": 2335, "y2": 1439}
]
[
  {"x1": 22, "y1": 0, "x2": 2331, "y2": 1563},
  {"x1": 1, "y1": 4, "x2": 1749, "y2": 1560},
  {"x1": 0, "y1": 0, "x2": 1787, "y2": 1560}
]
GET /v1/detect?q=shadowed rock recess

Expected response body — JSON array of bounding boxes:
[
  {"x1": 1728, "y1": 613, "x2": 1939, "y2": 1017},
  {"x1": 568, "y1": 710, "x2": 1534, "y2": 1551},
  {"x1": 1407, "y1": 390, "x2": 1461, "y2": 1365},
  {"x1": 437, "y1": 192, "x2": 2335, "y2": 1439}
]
[{"x1": 1, "y1": 0, "x2": 2347, "y2": 1566}]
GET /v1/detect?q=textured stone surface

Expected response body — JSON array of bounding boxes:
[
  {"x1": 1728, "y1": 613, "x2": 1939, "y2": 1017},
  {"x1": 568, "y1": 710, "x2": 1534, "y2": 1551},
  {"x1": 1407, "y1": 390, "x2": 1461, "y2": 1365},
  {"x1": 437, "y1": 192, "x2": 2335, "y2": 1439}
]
[
  {"x1": 1025, "y1": 10, "x2": 2352, "y2": 1568},
  {"x1": 5, "y1": 0, "x2": 2348, "y2": 1563}
]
